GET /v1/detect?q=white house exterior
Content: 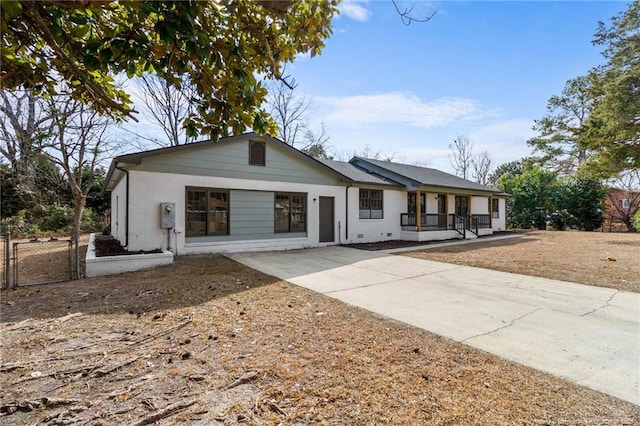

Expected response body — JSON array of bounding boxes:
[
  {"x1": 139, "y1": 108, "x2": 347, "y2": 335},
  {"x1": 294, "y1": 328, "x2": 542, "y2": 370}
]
[{"x1": 105, "y1": 133, "x2": 508, "y2": 254}]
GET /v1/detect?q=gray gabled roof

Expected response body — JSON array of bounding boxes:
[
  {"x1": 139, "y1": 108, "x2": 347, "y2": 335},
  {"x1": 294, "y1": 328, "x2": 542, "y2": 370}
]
[
  {"x1": 316, "y1": 158, "x2": 398, "y2": 186},
  {"x1": 105, "y1": 132, "x2": 357, "y2": 189},
  {"x1": 105, "y1": 131, "x2": 505, "y2": 195},
  {"x1": 351, "y1": 157, "x2": 502, "y2": 193}
]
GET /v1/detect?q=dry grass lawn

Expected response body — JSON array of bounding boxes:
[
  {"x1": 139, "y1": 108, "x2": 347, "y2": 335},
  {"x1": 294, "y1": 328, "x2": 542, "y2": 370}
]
[
  {"x1": 1, "y1": 232, "x2": 639, "y2": 424},
  {"x1": 404, "y1": 231, "x2": 640, "y2": 293}
]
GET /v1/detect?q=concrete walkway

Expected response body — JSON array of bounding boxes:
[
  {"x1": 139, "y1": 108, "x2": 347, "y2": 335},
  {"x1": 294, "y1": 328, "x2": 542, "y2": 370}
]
[{"x1": 228, "y1": 246, "x2": 640, "y2": 405}]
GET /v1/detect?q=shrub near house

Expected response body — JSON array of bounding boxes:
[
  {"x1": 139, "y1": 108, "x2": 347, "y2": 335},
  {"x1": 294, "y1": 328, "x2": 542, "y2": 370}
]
[{"x1": 499, "y1": 168, "x2": 605, "y2": 231}]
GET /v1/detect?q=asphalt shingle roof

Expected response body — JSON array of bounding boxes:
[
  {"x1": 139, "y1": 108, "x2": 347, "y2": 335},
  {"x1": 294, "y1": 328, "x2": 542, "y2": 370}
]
[
  {"x1": 353, "y1": 157, "x2": 502, "y2": 193},
  {"x1": 317, "y1": 158, "x2": 396, "y2": 186}
]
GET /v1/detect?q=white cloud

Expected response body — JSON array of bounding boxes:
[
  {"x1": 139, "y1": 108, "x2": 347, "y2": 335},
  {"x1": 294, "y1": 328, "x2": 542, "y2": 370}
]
[
  {"x1": 317, "y1": 116, "x2": 537, "y2": 174},
  {"x1": 397, "y1": 146, "x2": 450, "y2": 166},
  {"x1": 339, "y1": 0, "x2": 371, "y2": 22},
  {"x1": 293, "y1": 51, "x2": 312, "y2": 62},
  {"x1": 318, "y1": 92, "x2": 484, "y2": 129},
  {"x1": 469, "y1": 119, "x2": 536, "y2": 165},
  {"x1": 470, "y1": 119, "x2": 535, "y2": 145}
]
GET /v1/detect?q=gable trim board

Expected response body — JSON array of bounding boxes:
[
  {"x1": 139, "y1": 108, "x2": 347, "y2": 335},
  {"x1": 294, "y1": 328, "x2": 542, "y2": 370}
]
[
  {"x1": 106, "y1": 133, "x2": 354, "y2": 191},
  {"x1": 106, "y1": 133, "x2": 507, "y2": 254}
]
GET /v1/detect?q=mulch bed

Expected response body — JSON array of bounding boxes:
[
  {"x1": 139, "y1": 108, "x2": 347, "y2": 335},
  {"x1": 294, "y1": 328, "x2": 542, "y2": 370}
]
[
  {"x1": 345, "y1": 231, "x2": 520, "y2": 251},
  {"x1": 344, "y1": 240, "x2": 433, "y2": 251},
  {"x1": 94, "y1": 235, "x2": 162, "y2": 257}
]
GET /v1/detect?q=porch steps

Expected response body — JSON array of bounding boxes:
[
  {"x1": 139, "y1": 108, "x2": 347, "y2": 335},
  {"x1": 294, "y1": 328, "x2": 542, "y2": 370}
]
[{"x1": 464, "y1": 232, "x2": 478, "y2": 240}]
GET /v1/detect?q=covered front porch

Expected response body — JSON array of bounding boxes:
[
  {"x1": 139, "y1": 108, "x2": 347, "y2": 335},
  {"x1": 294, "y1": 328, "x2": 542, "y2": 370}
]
[{"x1": 399, "y1": 190, "x2": 496, "y2": 240}]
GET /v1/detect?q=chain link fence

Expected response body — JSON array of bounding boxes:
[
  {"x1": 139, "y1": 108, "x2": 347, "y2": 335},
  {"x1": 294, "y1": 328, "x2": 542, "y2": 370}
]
[{"x1": 1, "y1": 234, "x2": 80, "y2": 288}]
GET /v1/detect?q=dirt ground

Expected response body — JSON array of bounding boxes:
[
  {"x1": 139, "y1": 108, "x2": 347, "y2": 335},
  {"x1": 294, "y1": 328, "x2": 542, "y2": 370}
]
[
  {"x1": 1, "y1": 250, "x2": 638, "y2": 425},
  {"x1": 8, "y1": 238, "x2": 78, "y2": 286},
  {"x1": 403, "y1": 230, "x2": 640, "y2": 293}
]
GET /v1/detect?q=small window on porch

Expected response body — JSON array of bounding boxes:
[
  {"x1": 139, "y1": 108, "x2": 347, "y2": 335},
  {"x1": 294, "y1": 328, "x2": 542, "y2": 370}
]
[
  {"x1": 407, "y1": 193, "x2": 425, "y2": 214},
  {"x1": 492, "y1": 198, "x2": 499, "y2": 218},
  {"x1": 437, "y1": 194, "x2": 446, "y2": 214}
]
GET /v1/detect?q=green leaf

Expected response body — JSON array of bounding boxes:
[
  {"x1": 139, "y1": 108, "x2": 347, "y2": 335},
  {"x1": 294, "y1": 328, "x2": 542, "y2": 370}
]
[
  {"x1": 0, "y1": 0, "x2": 22, "y2": 20},
  {"x1": 70, "y1": 24, "x2": 90, "y2": 39},
  {"x1": 0, "y1": 0, "x2": 338, "y2": 131}
]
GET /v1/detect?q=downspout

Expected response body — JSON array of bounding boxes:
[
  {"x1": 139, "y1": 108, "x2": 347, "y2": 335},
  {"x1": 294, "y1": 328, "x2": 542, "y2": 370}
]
[
  {"x1": 345, "y1": 183, "x2": 352, "y2": 241},
  {"x1": 115, "y1": 165, "x2": 129, "y2": 248}
]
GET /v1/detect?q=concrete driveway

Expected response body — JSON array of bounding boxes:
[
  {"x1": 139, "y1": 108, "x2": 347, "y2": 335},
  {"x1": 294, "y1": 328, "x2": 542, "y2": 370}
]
[{"x1": 228, "y1": 246, "x2": 640, "y2": 405}]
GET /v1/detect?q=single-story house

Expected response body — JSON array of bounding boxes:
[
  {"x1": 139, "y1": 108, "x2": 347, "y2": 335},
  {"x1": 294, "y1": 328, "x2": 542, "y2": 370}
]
[{"x1": 105, "y1": 133, "x2": 507, "y2": 254}]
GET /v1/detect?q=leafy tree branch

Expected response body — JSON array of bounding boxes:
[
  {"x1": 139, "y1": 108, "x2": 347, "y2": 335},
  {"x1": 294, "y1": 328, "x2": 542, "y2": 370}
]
[{"x1": 1, "y1": 0, "x2": 339, "y2": 139}]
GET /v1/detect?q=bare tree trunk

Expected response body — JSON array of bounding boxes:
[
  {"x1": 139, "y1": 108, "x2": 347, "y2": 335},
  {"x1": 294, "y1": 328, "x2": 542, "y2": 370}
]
[
  {"x1": 472, "y1": 150, "x2": 494, "y2": 185},
  {"x1": 266, "y1": 78, "x2": 311, "y2": 147},
  {"x1": 42, "y1": 92, "x2": 112, "y2": 242},
  {"x1": 71, "y1": 192, "x2": 86, "y2": 242},
  {"x1": 137, "y1": 75, "x2": 196, "y2": 146},
  {"x1": 606, "y1": 171, "x2": 640, "y2": 232},
  {"x1": 0, "y1": 90, "x2": 54, "y2": 217},
  {"x1": 449, "y1": 135, "x2": 474, "y2": 180},
  {"x1": 623, "y1": 217, "x2": 635, "y2": 232},
  {"x1": 302, "y1": 121, "x2": 332, "y2": 159}
]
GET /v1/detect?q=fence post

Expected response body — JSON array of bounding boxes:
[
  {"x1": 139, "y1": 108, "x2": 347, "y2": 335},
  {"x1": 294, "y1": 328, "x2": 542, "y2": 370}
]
[
  {"x1": 76, "y1": 238, "x2": 80, "y2": 279},
  {"x1": 68, "y1": 238, "x2": 80, "y2": 280},
  {"x1": 68, "y1": 239, "x2": 73, "y2": 280},
  {"x1": 12, "y1": 241, "x2": 17, "y2": 288},
  {"x1": 3, "y1": 233, "x2": 9, "y2": 289}
]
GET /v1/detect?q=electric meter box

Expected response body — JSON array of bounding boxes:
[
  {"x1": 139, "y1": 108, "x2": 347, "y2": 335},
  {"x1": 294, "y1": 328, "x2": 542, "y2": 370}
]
[{"x1": 160, "y1": 203, "x2": 176, "y2": 229}]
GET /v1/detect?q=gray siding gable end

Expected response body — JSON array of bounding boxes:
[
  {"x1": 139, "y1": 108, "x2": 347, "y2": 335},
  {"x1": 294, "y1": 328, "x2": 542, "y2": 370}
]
[{"x1": 106, "y1": 133, "x2": 351, "y2": 188}]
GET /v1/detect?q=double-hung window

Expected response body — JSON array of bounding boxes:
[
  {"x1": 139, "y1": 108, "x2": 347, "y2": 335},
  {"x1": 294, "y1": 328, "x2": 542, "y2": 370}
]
[
  {"x1": 359, "y1": 189, "x2": 383, "y2": 219},
  {"x1": 186, "y1": 188, "x2": 229, "y2": 236},
  {"x1": 275, "y1": 192, "x2": 306, "y2": 233}
]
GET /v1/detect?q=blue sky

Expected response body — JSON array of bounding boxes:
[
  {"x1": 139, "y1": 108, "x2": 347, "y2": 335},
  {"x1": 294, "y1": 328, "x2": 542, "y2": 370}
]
[
  {"x1": 282, "y1": 0, "x2": 628, "y2": 173},
  {"x1": 122, "y1": 1, "x2": 628, "y2": 175}
]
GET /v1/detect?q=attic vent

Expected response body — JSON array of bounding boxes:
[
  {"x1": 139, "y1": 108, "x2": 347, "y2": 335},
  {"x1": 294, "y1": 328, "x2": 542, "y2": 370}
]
[{"x1": 249, "y1": 141, "x2": 266, "y2": 166}]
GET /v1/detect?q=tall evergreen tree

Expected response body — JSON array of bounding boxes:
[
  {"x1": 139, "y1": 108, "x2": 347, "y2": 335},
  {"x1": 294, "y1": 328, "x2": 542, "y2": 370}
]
[
  {"x1": 581, "y1": 1, "x2": 640, "y2": 176},
  {"x1": 527, "y1": 76, "x2": 593, "y2": 174}
]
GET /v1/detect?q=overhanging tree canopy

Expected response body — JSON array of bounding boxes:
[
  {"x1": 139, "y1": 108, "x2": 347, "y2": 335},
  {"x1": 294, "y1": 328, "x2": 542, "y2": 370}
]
[{"x1": 1, "y1": 0, "x2": 338, "y2": 138}]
